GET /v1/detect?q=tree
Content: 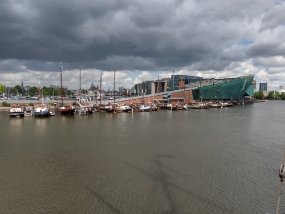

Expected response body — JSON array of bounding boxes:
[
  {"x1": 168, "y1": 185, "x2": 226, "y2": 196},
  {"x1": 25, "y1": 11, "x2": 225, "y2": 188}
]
[
  {"x1": 28, "y1": 87, "x2": 37, "y2": 97},
  {"x1": 267, "y1": 91, "x2": 275, "y2": 100},
  {"x1": 14, "y1": 85, "x2": 22, "y2": 95},
  {"x1": 280, "y1": 92, "x2": 285, "y2": 100},
  {"x1": 0, "y1": 84, "x2": 5, "y2": 94},
  {"x1": 9, "y1": 87, "x2": 17, "y2": 96},
  {"x1": 254, "y1": 91, "x2": 264, "y2": 100}
]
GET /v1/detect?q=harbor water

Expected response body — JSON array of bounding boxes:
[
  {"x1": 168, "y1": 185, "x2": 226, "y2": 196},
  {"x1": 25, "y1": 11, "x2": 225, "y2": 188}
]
[{"x1": 0, "y1": 101, "x2": 285, "y2": 213}]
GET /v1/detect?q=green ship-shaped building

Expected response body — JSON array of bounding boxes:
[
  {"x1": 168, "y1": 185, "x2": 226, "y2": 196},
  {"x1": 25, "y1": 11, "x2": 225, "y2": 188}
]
[{"x1": 191, "y1": 75, "x2": 254, "y2": 101}]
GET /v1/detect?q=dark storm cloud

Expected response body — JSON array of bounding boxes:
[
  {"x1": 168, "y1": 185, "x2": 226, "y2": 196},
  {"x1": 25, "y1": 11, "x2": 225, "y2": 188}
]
[
  {"x1": 246, "y1": 42, "x2": 285, "y2": 58},
  {"x1": 0, "y1": 0, "x2": 283, "y2": 74}
]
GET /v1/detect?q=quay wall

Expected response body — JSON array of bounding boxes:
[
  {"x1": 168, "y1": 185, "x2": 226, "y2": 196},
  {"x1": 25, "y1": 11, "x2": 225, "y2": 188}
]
[
  {"x1": 0, "y1": 107, "x2": 10, "y2": 111},
  {"x1": 171, "y1": 90, "x2": 193, "y2": 103}
]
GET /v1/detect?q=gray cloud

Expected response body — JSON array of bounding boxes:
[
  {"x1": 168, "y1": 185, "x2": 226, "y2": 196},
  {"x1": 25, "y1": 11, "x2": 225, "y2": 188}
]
[
  {"x1": 261, "y1": 3, "x2": 285, "y2": 30},
  {"x1": 0, "y1": 0, "x2": 284, "y2": 89},
  {"x1": 247, "y1": 42, "x2": 285, "y2": 58}
]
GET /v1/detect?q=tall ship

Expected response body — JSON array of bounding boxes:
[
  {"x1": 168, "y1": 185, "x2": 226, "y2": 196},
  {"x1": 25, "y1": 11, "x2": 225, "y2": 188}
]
[
  {"x1": 57, "y1": 62, "x2": 75, "y2": 115},
  {"x1": 191, "y1": 75, "x2": 254, "y2": 101}
]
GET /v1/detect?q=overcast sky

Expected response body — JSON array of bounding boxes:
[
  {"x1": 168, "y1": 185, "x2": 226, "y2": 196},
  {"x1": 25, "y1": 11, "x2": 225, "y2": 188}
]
[{"x1": 0, "y1": 0, "x2": 284, "y2": 90}]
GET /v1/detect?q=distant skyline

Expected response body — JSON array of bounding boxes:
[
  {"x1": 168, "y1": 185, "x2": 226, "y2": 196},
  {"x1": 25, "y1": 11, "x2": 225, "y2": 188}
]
[{"x1": 0, "y1": 0, "x2": 284, "y2": 90}]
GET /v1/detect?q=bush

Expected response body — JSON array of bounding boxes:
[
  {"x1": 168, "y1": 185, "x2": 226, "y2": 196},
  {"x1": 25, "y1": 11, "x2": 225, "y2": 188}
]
[{"x1": 2, "y1": 102, "x2": 11, "y2": 107}]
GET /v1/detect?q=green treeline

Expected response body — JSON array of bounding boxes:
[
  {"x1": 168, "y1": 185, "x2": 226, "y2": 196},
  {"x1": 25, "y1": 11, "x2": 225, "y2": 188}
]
[
  {"x1": 254, "y1": 91, "x2": 285, "y2": 100},
  {"x1": 0, "y1": 84, "x2": 74, "y2": 97}
]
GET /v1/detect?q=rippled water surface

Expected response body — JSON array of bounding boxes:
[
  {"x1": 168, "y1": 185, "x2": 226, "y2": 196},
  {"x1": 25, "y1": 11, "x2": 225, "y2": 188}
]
[{"x1": 1, "y1": 101, "x2": 285, "y2": 214}]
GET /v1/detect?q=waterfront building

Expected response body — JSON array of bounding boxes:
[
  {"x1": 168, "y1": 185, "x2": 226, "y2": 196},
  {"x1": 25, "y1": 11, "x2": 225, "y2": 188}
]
[
  {"x1": 167, "y1": 75, "x2": 203, "y2": 91},
  {"x1": 134, "y1": 75, "x2": 204, "y2": 95},
  {"x1": 134, "y1": 80, "x2": 153, "y2": 96},
  {"x1": 132, "y1": 74, "x2": 254, "y2": 102},
  {"x1": 154, "y1": 79, "x2": 168, "y2": 93},
  {"x1": 192, "y1": 75, "x2": 254, "y2": 101},
  {"x1": 259, "y1": 83, "x2": 267, "y2": 92},
  {"x1": 245, "y1": 82, "x2": 255, "y2": 97}
]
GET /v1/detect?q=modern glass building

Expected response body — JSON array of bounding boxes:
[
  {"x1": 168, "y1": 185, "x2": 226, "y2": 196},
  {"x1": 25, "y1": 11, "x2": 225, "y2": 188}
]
[
  {"x1": 192, "y1": 75, "x2": 254, "y2": 100},
  {"x1": 167, "y1": 75, "x2": 203, "y2": 91},
  {"x1": 259, "y1": 83, "x2": 267, "y2": 92}
]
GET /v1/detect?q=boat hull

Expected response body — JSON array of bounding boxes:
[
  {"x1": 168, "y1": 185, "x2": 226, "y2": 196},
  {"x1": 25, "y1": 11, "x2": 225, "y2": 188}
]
[
  {"x1": 9, "y1": 107, "x2": 25, "y2": 117},
  {"x1": 9, "y1": 112, "x2": 24, "y2": 117},
  {"x1": 34, "y1": 111, "x2": 50, "y2": 117},
  {"x1": 34, "y1": 105, "x2": 50, "y2": 117},
  {"x1": 58, "y1": 106, "x2": 76, "y2": 115}
]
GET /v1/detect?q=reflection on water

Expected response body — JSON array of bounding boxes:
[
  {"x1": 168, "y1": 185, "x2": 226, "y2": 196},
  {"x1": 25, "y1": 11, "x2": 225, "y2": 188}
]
[
  {"x1": 9, "y1": 117, "x2": 24, "y2": 129},
  {"x1": 0, "y1": 101, "x2": 284, "y2": 213},
  {"x1": 34, "y1": 118, "x2": 49, "y2": 136}
]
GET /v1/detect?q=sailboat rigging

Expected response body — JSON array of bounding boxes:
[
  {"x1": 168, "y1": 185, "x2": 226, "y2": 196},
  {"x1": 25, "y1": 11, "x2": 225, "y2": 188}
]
[
  {"x1": 76, "y1": 68, "x2": 93, "y2": 115},
  {"x1": 34, "y1": 83, "x2": 50, "y2": 117},
  {"x1": 57, "y1": 62, "x2": 75, "y2": 115}
]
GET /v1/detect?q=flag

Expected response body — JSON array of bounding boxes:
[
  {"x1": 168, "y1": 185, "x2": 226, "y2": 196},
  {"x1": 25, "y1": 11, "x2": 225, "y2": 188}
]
[{"x1": 59, "y1": 62, "x2": 63, "y2": 71}]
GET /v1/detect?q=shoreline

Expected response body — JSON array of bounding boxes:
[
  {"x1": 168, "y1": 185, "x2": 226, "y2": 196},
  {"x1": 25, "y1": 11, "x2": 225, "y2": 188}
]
[
  {"x1": 0, "y1": 107, "x2": 10, "y2": 111},
  {"x1": 0, "y1": 105, "x2": 56, "y2": 111}
]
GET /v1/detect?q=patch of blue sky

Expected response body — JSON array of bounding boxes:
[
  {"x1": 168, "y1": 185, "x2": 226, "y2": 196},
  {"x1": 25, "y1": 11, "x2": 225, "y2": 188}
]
[{"x1": 239, "y1": 39, "x2": 254, "y2": 46}]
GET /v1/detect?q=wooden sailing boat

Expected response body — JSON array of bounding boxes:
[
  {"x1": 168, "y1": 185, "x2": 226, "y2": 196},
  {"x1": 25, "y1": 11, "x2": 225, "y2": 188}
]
[
  {"x1": 102, "y1": 70, "x2": 116, "y2": 113},
  {"x1": 57, "y1": 62, "x2": 75, "y2": 115},
  {"x1": 76, "y1": 68, "x2": 93, "y2": 115}
]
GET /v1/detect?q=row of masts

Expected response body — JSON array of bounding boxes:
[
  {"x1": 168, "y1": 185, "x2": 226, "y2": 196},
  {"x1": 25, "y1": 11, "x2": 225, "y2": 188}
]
[
  {"x1": 58, "y1": 63, "x2": 166, "y2": 106},
  {"x1": 58, "y1": 64, "x2": 187, "y2": 111}
]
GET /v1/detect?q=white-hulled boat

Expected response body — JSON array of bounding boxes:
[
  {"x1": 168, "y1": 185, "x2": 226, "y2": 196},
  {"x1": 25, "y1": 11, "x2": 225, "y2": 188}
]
[
  {"x1": 139, "y1": 104, "x2": 151, "y2": 112},
  {"x1": 76, "y1": 102, "x2": 93, "y2": 115},
  {"x1": 116, "y1": 104, "x2": 133, "y2": 113},
  {"x1": 24, "y1": 106, "x2": 34, "y2": 117},
  {"x1": 9, "y1": 106, "x2": 25, "y2": 117},
  {"x1": 34, "y1": 104, "x2": 50, "y2": 117}
]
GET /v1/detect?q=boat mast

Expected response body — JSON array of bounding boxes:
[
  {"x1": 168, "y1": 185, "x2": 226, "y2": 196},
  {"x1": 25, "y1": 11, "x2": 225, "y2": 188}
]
[
  {"x1": 41, "y1": 83, "x2": 44, "y2": 104},
  {"x1": 157, "y1": 74, "x2": 160, "y2": 94},
  {"x1": 79, "y1": 68, "x2": 81, "y2": 104},
  {"x1": 172, "y1": 70, "x2": 175, "y2": 91},
  {"x1": 183, "y1": 77, "x2": 186, "y2": 103},
  {"x1": 99, "y1": 71, "x2": 103, "y2": 105},
  {"x1": 60, "y1": 62, "x2": 63, "y2": 106},
  {"x1": 113, "y1": 69, "x2": 115, "y2": 104},
  {"x1": 37, "y1": 83, "x2": 41, "y2": 104},
  {"x1": 142, "y1": 77, "x2": 145, "y2": 103}
]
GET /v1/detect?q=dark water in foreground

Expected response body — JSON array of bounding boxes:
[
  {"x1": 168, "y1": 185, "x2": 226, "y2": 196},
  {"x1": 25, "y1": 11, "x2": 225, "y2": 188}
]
[{"x1": 1, "y1": 101, "x2": 285, "y2": 214}]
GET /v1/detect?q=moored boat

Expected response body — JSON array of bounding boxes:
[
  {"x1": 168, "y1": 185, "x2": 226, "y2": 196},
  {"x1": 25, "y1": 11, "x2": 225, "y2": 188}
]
[
  {"x1": 75, "y1": 105, "x2": 93, "y2": 115},
  {"x1": 100, "y1": 103, "x2": 116, "y2": 113},
  {"x1": 116, "y1": 104, "x2": 133, "y2": 112},
  {"x1": 24, "y1": 106, "x2": 34, "y2": 117},
  {"x1": 9, "y1": 106, "x2": 25, "y2": 117},
  {"x1": 57, "y1": 62, "x2": 75, "y2": 115},
  {"x1": 34, "y1": 104, "x2": 50, "y2": 117},
  {"x1": 139, "y1": 104, "x2": 151, "y2": 112},
  {"x1": 57, "y1": 104, "x2": 76, "y2": 115}
]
